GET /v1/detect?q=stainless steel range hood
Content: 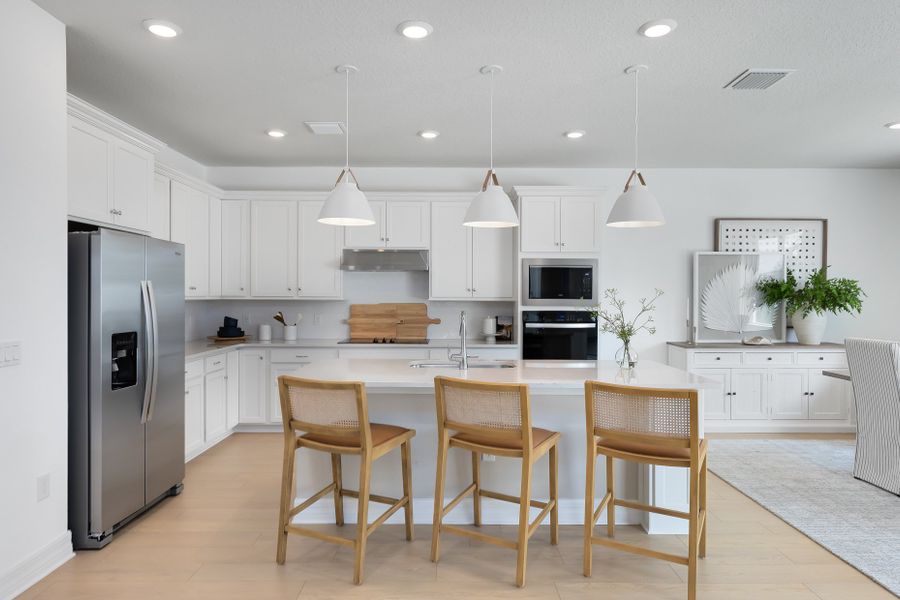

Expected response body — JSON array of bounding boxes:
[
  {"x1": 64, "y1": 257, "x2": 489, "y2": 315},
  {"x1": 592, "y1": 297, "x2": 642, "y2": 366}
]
[{"x1": 341, "y1": 249, "x2": 429, "y2": 272}]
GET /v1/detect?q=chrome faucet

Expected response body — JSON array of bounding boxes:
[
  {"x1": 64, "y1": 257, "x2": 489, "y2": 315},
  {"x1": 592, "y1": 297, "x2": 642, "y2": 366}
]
[{"x1": 449, "y1": 310, "x2": 470, "y2": 370}]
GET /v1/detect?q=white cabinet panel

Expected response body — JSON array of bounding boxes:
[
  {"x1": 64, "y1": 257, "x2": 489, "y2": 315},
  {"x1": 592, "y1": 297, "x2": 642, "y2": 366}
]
[
  {"x1": 150, "y1": 174, "x2": 171, "y2": 240},
  {"x1": 170, "y1": 182, "x2": 210, "y2": 297},
  {"x1": 204, "y1": 369, "x2": 228, "y2": 442},
  {"x1": 185, "y1": 378, "x2": 205, "y2": 457},
  {"x1": 770, "y1": 369, "x2": 808, "y2": 419},
  {"x1": 430, "y1": 202, "x2": 472, "y2": 299},
  {"x1": 251, "y1": 200, "x2": 297, "y2": 297},
  {"x1": 220, "y1": 200, "x2": 250, "y2": 297},
  {"x1": 344, "y1": 200, "x2": 385, "y2": 248},
  {"x1": 472, "y1": 227, "x2": 513, "y2": 299},
  {"x1": 112, "y1": 142, "x2": 152, "y2": 231},
  {"x1": 226, "y1": 350, "x2": 240, "y2": 430},
  {"x1": 731, "y1": 370, "x2": 767, "y2": 420},
  {"x1": 337, "y1": 347, "x2": 430, "y2": 359},
  {"x1": 68, "y1": 118, "x2": 111, "y2": 223},
  {"x1": 386, "y1": 201, "x2": 429, "y2": 247},
  {"x1": 208, "y1": 197, "x2": 222, "y2": 297},
  {"x1": 298, "y1": 202, "x2": 342, "y2": 298},
  {"x1": 808, "y1": 371, "x2": 848, "y2": 420},
  {"x1": 520, "y1": 197, "x2": 559, "y2": 252},
  {"x1": 693, "y1": 369, "x2": 731, "y2": 420},
  {"x1": 559, "y1": 196, "x2": 601, "y2": 252},
  {"x1": 239, "y1": 350, "x2": 267, "y2": 424},
  {"x1": 269, "y1": 363, "x2": 308, "y2": 424}
]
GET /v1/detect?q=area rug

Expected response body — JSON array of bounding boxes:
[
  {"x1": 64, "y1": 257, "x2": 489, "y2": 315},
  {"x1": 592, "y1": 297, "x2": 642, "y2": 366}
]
[{"x1": 708, "y1": 438, "x2": 900, "y2": 596}]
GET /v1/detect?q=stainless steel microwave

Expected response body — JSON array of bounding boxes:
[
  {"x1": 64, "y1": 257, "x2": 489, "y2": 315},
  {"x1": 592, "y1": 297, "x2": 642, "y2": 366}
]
[{"x1": 521, "y1": 258, "x2": 598, "y2": 306}]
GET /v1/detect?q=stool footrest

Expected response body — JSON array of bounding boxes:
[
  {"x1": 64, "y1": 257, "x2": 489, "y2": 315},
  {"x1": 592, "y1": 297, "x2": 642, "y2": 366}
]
[
  {"x1": 289, "y1": 482, "x2": 337, "y2": 518},
  {"x1": 441, "y1": 482, "x2": 477, "y2": 518},
  {"x1": 441, "y1": 524, "x2": 518, "y2": 550},
  {"x1": 367, "y1": 495, "x2": 410, "y2": 536},
  {"x1": 527, "y1": 499, "x2": 556, "y2": 537},
  {"x1": 480, "y1": 488, "x2": 550, "y2": 509},
  {"x1": 615, "y1": 498, "x2": 690, "y2": 521},
  {"x1": 590, "y1": 535, "x2": 688, "y2": 566},
  {"x1": 341, "y1": 489, "x2": 401, "y2": 506},
  {"x1": 286, "y1": 525, "x2": 354, "y2": 548},
  {"x1": 592, "y1": 491, "x2": 612, "y2": 525}
]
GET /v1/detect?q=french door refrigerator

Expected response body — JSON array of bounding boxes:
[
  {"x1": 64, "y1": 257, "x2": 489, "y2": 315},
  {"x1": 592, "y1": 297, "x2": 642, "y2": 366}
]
[{"x1": 68, "y1": 228, "x2": 185, "y2": 549}]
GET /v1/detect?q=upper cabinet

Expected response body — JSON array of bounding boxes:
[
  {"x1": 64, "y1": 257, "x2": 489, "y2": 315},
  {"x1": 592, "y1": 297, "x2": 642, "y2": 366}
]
[
  {"x1": 344, "y1": 199, "x2": 429, "y2": 248},
  {"x1": 515, "y1": 188, "x2": 604, "y2": 253},
  {"x1": 170, "y1": 181, "x2": 211, "y2": 298},
  {"x1": 298, "y1": 201, "x2": 342, "y2": 298},
  {"x1": 220, "y1": 200, "x2": 250, "y2": 297},
  {"x1": 250, "y1": 200, "x2": 298, "y2": 297},
  {"x1": 150, "y1": 174, "x2": 171, "y2": 241},
  {"x1": 67, "y1": 96, "x2": 163, "y2": 232}
]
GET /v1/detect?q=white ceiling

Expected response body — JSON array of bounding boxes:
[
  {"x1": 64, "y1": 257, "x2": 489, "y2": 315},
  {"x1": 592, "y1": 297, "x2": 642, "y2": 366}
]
[{"x1": 36, "y1": 0, "x2": 900, "y2": 168}]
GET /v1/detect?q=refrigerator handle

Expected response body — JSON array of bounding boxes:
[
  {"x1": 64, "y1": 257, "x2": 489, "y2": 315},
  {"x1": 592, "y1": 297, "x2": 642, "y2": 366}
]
[
  {"x1": 140, "y1": 281, "x2": 154, "y2": 424},
  {"x1": 146, "y1": 279, "x2": 161, "y2": 422}
]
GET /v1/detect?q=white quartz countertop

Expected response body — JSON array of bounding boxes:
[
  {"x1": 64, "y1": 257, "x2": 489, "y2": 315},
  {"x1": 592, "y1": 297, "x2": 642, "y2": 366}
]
[
  {"x1": 185, "y1": 338, "x2": 518, "y2": 360},
  {"x1": 287, "y1": 358, "x2": 719, "y2": 395}
]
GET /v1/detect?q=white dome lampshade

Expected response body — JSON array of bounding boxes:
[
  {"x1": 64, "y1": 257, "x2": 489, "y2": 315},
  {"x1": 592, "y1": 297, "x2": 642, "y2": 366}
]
[
  {"x1": 606, "y1": 170, "x2": 664, "y2": 228},
  {"x1": 464, "y1": 183, "x2": 519, "y2": 228},
  {"x1": 318, "y1": 172, "x2": 375, "y2": 226}
]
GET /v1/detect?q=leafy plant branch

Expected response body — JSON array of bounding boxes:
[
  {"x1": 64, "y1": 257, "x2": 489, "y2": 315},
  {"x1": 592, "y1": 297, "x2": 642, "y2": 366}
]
[
  {"x1": 756, "y1": 267, "x2": 864, "y2": 318},
  {"x1": 587, "y1": 288, "x2": 664, "y2": 343}
]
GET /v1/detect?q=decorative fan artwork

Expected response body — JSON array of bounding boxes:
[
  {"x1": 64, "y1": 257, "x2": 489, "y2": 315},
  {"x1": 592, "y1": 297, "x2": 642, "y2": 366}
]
[{"x1": 700, "y1": 262, "x2": 773, "y2": 333}]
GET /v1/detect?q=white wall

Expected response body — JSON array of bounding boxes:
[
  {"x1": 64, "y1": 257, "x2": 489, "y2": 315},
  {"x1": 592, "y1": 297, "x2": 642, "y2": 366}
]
[
  {"x1": 208, "y1": 166, "x2": 900, "y2": 360},
  {"x1": 0, "y1": 0, "x2": 71, "y2": 596}
]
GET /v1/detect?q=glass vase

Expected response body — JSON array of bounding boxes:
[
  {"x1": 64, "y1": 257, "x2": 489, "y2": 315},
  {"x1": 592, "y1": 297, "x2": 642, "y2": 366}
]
[{"x1": 616, "y1": 339, "x2": 638, "y2": 369}]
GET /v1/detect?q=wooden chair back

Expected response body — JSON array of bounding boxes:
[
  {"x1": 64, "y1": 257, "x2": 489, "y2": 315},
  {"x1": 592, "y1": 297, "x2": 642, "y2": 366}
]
[
  {"x1": 434, "y1": 376, "x2": 532, "y2": 448},
  {"x1": 278, "y1": 375, "x2": 373, "y2": 449}
]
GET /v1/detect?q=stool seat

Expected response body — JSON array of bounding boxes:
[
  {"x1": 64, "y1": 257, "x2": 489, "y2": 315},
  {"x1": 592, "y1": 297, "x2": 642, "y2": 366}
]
[
  {"x1": 596, "y1": 437, "x2": 708, "y2": 462},
  {"x1": 304, "y1": 423, "x2": 413, "y2": 448},
  {"x1": 454, "y1": 427, "x2": 558, "y2": 450}
]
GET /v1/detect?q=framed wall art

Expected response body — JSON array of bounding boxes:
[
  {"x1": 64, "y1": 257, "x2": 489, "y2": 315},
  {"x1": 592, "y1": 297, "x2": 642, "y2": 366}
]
[
  {"x1": 714, "y1": 218, "x2": 827, "y2": 285},
  {"x1": 693, "y1": 252, "x2": 787, "y2": 344}
]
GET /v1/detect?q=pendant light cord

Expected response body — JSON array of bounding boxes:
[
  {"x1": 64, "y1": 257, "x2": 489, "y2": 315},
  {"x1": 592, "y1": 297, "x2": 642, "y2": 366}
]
[
  {"x1": 633, "y1": 67, "x2": 639, "y2": 172},
  {"x1": 489, "y1": 68, "x2": 494, "y2": 174},
  {"x1": 345, "y1": 67, "x2": 350, "y2": 171}
]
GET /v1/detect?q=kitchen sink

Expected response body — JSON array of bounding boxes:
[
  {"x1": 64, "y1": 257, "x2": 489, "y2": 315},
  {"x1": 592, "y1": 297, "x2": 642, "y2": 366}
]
[{"x1": 408, "y1": 360, "x2": 516, "y2": 369}]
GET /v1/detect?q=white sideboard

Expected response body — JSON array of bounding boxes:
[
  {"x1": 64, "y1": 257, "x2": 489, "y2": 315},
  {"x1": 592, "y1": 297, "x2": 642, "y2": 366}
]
[{"x1": 667, "y1": 342, "x2": 854, "y2": 432}]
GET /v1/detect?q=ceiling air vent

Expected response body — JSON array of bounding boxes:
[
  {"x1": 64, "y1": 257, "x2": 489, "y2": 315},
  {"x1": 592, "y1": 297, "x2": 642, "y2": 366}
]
[
  {"x1": 724, "y1": 69, "x2": 795, "y2": 90},
  {"x1": 304, "y1": 121, "x2": 345, "y2": 135}
]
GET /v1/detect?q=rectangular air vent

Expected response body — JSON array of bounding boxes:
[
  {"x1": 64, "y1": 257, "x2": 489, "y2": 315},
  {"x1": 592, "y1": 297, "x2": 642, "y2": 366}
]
[
  {"x1": 724, "y1": 69, "x2": 795, "y2": 90},
  {"x1": 304, "y1": 121, "x2": 345, "y2": 135}
]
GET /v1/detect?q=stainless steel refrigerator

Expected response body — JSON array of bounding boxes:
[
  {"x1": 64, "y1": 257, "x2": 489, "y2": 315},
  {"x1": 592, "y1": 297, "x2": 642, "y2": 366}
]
[{"x1": 68, "y1": 228, "x2": 185, "y2": 549}]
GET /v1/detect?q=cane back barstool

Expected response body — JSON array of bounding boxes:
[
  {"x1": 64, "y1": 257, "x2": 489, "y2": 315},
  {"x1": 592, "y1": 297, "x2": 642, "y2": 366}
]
[
  {"x1": 431, "y1": 376, "x2": 560, "y2": 587},
  {"x1": 583, "y1": 381, "x2": 708, "y2": 600},
  {"x1": 276, "y1": 375, "x2": 415, "y2": 585}
]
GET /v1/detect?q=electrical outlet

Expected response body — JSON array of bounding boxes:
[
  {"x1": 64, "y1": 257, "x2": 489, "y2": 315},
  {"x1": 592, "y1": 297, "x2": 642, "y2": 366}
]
[
  {"x1": 36, "y1": 473, "x2": 50, "y2": 502},
  {"x1": 0, "y1": 341, "x2": 21, "y2": 368},
  {"x1": 313, "y1": 313, "x2": 322, "y2": 326},
  {"x1": 482, "y1": 454, "x2": 496, "y2": 462}
]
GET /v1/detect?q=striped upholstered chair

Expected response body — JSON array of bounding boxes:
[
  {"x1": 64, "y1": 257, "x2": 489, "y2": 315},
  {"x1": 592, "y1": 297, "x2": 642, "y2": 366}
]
[{"x1": 845, "y1": 338, "x2": 900, "y2": 494}]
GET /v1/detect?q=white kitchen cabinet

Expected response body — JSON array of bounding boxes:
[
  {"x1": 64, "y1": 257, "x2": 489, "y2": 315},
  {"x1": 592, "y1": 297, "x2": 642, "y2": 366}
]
[
  {"x1": 170, "y1": 181, "x2": 210, "y2": 297},
  {"x1": 204, "y1": 368, "x2": 228, "y2": 442},
  {"x1": 769, "y1": 369, "x2": 809, "y2": 420},
  {"x1": 338, "y1": 347, "x2": 429, "y2": 359},
  {"x1": 208, "y1": 197, "x2": 222, "y2": 297},
  {"x1": 298, "y1": 202, "x2": 342, "y2": 298},
  {"x1": 559, "y1": 197, "x2": 602, "y2": 252},
  {"x1": 518, "y1": 195, "x2": 601, "y2": 253},
  {"x1": 344, "y1": 200, "x2": 385, "y2": 248},
  {"x1": 344, "y1": 200, "x2": 429, "y2": 248},
  {"x1": 239, "y1": 349, "x2": 268, "y2": 424},
  {"x1": 693, "y1": 369, "x2": 731, "y2": 420},
  {"x1": 519, "y1": 197, "x2": 559, "y2": 252},
  {"x1": 184, "y1": 376, "x2": 205, "y2": 458},
  {"x1": 226, "y1": 350, "x2": 240, "y2": 429},
  {"x1": 808, "y1": 371, "x2": 848, "y2": 420},
  {"x1": 730, "y1": 369, "x2": 768, "y2": 420},
  {"x1": 472, "y1": 227, "x2": 513, "y2": 299},
  {"x1": 150, "y1": 174, "x2": 171, "y2": 240},
  {"x1": 267, "y1": 363, "x2": 299, "y2": 424},
  {"x1": 220, "y1": 200, "x2": 250, "y2": 297},
  {"x1": 251, "y1": 200, "x2": 298, "y2": 297},
  {"x1": 112, "y1": 142, "x2": 153, "y2": 231}
]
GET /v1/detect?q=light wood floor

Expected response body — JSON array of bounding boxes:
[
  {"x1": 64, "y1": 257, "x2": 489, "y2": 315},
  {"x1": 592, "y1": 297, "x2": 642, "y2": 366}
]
[{"x1": 20, "y1": 433, "x2": 895, "y2": 599}]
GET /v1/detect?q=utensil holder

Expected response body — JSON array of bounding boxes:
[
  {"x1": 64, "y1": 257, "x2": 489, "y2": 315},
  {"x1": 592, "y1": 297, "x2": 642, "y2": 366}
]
[{"x1": 284, "y1": 325, "x2": 297, "y2": 341}]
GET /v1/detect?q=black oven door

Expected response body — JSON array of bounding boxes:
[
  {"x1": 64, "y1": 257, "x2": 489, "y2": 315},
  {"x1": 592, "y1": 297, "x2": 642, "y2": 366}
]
[
  {"x1": 522, "y1": 322, "x2": 598, "y2": 360},
  {"x1": 528, "y1": 266, "x2": 593, "y2": 301}
]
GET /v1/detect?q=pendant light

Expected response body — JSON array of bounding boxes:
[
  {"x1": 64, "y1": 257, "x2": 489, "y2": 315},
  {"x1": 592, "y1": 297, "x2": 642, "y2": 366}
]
[
  {"x1": 318, "y1": 65, "x2": 375, "y2": 226},
  {"x1": 607, "y1": 64, "x2": 665, "y2": 228},
  {"x1": 464, "y1": 65, "x2": 519, "y2": 228}
]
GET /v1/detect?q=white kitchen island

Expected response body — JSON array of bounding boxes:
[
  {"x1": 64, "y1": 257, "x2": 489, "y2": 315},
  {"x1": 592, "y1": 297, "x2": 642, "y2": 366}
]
[{"x1": 287, "y1": 358, "x2": 717, "y2": 534}]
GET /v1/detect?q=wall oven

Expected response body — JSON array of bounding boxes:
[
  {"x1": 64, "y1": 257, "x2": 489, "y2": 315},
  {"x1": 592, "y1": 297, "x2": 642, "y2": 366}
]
[
  {"x1": 522, "y1": 311, "x2": 598, "y2": 360},
  {"x1": 522, "y1": 258, "x2": 598, "y2": 306}
]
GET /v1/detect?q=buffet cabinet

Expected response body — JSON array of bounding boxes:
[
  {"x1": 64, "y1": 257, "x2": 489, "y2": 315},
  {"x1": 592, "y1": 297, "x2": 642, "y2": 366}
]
[{"x1": 667, "y1": 342, "x2": 853, "y2": 432}]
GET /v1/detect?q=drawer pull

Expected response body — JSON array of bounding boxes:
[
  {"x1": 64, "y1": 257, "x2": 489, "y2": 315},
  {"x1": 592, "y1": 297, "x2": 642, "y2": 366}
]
[
  {"x1": 715, "y1": 357, "x2": 721, "y2": 361},
  {"x1": 818, "y1": 356, "x2": 824, "y2": 360},
  {"x1": 767, "y1": 357, "x2": 772, "y2": 361},
  {"x1": 295, "y1": 355, "x2": 308, "y2": 358}
]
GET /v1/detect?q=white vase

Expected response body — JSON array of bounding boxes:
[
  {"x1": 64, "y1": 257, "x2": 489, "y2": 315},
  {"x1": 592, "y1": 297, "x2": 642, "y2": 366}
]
[
  {"x1": 792, "y1": 311, "x2": 827, "y2": 345},
  {"x1": 284, "y1": 325, "x2": 297, "y2": 341}
]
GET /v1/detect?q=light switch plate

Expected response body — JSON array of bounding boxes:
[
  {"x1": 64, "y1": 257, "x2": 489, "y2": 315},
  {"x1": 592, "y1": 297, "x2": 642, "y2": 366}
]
[
  {"x1": 36, "y1": 473, "x2": 50, "y2": 502},
  {"x1": 0, "y1": 341, "x2": 21, "y2": 367}
]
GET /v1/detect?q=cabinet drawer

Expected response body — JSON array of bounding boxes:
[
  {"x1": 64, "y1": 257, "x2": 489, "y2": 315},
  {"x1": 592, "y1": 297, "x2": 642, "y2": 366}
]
[
  {"x1": 204, "y1": 354, "x2": 227, "y2": 372},
  {"x1": 270, "y1": 348, "x2": 338, "y2": 363},
  {"x1": 185, "y1": 359, "x2": 204, "y2": 380},
  {"x1": 693, "y1": 352, "x2": 741, "y2": 366},
  {"x1": 796, "y1": 352, "x2": 846, "y2": 368},
  {"x1": 743, "y1": 352, "x2": 793, "y2": 366}
]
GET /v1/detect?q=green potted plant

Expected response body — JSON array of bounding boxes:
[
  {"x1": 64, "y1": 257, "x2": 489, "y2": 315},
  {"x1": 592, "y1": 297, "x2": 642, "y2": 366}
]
[
  {"x1": 756, "y1": 268, "x2": 864, "y2": 345},
  {"x1": 588, "y1": 288, "x2": 663, "y2": 368}
]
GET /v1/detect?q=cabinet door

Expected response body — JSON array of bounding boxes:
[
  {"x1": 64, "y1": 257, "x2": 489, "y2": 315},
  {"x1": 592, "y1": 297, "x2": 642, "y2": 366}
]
[
  {"x1": 150, "y1": 174, "x2": 171, "y2": 240},
  {"x1": 731, "y1": 369, "x2": 768, "y2": 420},
  {"x1": 298, "y1": 202, "x2": 342, "y2": 298},
  {"x1": 220, "y1": 200, "x2": 250, "y2": 296},
  {"x1": 112, "y1": 142, "x2": 152, "y2": 231},
  {"x1": 225, "y1": 350, "x2": 240, "y2": 429},
  {"x1": 559, "y1": 197, "x2": 601, "y2": 252},
  {"x1": 250, "y1": 200, "x2": 298, "y2": 297},
  {"x1": 68, "y1": 118, "x2": 112, "y2": 223},
  {"x1": 472, "y1": 227, "x2": 513, "y2": 299},
  {"x1": 238, "y1": 350, "x2": 267, "y2": 423},
  {"x1": 204, "y1": 369, "x2": 228, "y2": 442},
  {"x1": 386, "y1": 201, "x2": 429, "y2": 247},
  {"x1": 207, "y1": 197, "x2": 222, "y2": 297},
  {"x1": 520, "y1": 197, "x2": 560, "y2": 252},
  {"x1": 344, "y1": 200, "x2": 385, "y2": 248},
  {"x1": 693, "y1": 369, "x2": 731, "y2": 419},
  {"x1": 185, "y1": 377, "x2": 205, "y2": 458},
  {"x1": 170, "y1": 182, "x2": 210, "y2": 297},
  {"x1": 808, "y1": 371, "x2": 848, "y2": 420},
  {"x1": 430, "y1": 202, "x2": 472, "y2": 299},
  {"x1": 769, "y1": 369, "x2": 808, "y2": 419},
  {"x1": 269, "y1": 363, "x2": 308, "y2": 424}
]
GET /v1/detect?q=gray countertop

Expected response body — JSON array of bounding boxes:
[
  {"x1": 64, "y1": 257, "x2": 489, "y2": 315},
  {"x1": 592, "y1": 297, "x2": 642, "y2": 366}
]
[
  {"x1": 667, "y1": 341, "x2": 845, "y2": 350},
  {"x1": 186, "y1": 338, "x2": 519, "y2": 360}
]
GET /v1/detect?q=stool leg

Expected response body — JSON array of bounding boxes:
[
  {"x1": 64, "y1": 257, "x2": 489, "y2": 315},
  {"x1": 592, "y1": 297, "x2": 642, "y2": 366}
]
[
  {"x1": 331, "y1": 453, "x2": 344, "y2": 526},
  {"x1": 606, "y1": 455, "x2": 615, "y2": 539},
  {"x1": 276, "y1": 441, "x2": 296, "y2": 565},
  {"x1": 549, "y1": 444, "x2": 558, "y2": 546},
  {"x1": 472, "y1": 451, "x2": 482, "y2": 527},
  {"x1": 431, "y1": 431, "x2": 449, "y2": 563},
  {"x1": 353, "y1": 451, "x2": 372, "y2": 585},
  {"x1": 700, "y1": 455, "x2": 708, "y2": 558},
  {"x1": 401, "y1": 440, "x2": 414, "y2": 541},
  {"x1": 688, "y1": 462, "x2": 700, "y2": 600},
  {"x1": 515, "y1": 456, "x2": 533, "y2": 588},
  {"x1": 583, "y1": 441, "x2": 596, "y2": 577}
]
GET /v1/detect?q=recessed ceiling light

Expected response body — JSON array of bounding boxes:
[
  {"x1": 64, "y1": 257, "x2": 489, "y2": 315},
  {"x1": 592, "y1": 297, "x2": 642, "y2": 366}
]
[
  {"x1": 266, "y1": 129, "x2": 286, "y2": 138},
  {"x1": 142, "y1": 19, "x2": 181, "y2": 38},
  {"x1": 885, "y1": 122, "x2": 900, "y2": 130},
  {"x1": 638, "y1": 19, "x2": 677, "y2": 38},
  {"x1": 418, "y1": 130, "x2": 440, "y2": 139},
  {"x1": 397, "y1": 21, "x2": 433, "y2": 39},
  {"x1": 564, "y1": 130, "x2": 585, "y2": 139}
]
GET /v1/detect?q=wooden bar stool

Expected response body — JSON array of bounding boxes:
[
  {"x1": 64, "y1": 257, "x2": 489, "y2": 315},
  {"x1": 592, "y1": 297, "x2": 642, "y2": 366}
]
[
  {"x1": 583, "y1": 381, "x2": 708, "y2": 600},
  {"x1": 275, "y1": 375, "x2": 415, "y2": 585},
  {"x1": 431, "y1": 376, "x2": 560, "y2": 588}
]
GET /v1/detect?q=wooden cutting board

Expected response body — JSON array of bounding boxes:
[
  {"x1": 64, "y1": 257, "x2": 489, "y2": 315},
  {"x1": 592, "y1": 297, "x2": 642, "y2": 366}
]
[{"x1": 348, "y1": 303, "x2": 440, "y2": 342}]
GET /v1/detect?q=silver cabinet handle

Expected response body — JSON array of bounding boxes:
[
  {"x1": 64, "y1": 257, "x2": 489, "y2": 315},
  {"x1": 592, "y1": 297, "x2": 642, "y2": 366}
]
[
  {"x1": 818, "y1": 356, "x2": 824, "y2": 360},
  {"x1": 185, "y1": 390, "x2": 189, "y2": 395},
  {"x1": 259, "y1": 356, "x2": 263, "y2": 361},
  {"x1": 554, "y1": 242, "x2": 559, "y2": 246},
  {"x1": 561, "y1": 242, "x2": 566, "y2": 247},
  {"x1": 240, "y1": 287, "x2": 244, "y2": 291},
  {"x1": 189, "y1": 286, "x2": 197, "y2": 291},
  {"x1": 472, "y1": 289, "x2": 477, "y2": 293},
  {"x1": 295, "y1": 355, "x2": 308, "y2": 358},
  {"x1": 767, "y1": 357, "x2": 773, "y2": 361}
]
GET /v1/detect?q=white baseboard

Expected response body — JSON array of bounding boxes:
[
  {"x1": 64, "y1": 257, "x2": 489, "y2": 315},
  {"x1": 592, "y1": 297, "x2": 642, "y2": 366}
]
[{"x1": 0, "y1": 530, "x2": 73, "y2": 600}]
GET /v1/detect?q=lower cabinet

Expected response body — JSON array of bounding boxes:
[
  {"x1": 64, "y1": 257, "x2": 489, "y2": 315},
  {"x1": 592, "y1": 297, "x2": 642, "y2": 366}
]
[
  {"x1": 184, "y1": 350, "x2": 240, "y2": 461},
  {"x1": 730, "y1": 370, "x2": 767, "y2": 420},
  {"x1": 268, "y1": 348, "x2": 340, "y2": 424},
  {"x1": 769, "y1": 369, "x2": 808, "y2": 420},
  {"x1": 226, "y1": 350, "x2": 240, "y2": 429},
  {"x1": 238, "y1": 349, "x2": 268, "y2": 423},
  {"x1": 184, "y1": 376, "x2": 205, "y2": 458},
  {"x1": 204, "y1": 368, "x2": 228, "y2": 441}
]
